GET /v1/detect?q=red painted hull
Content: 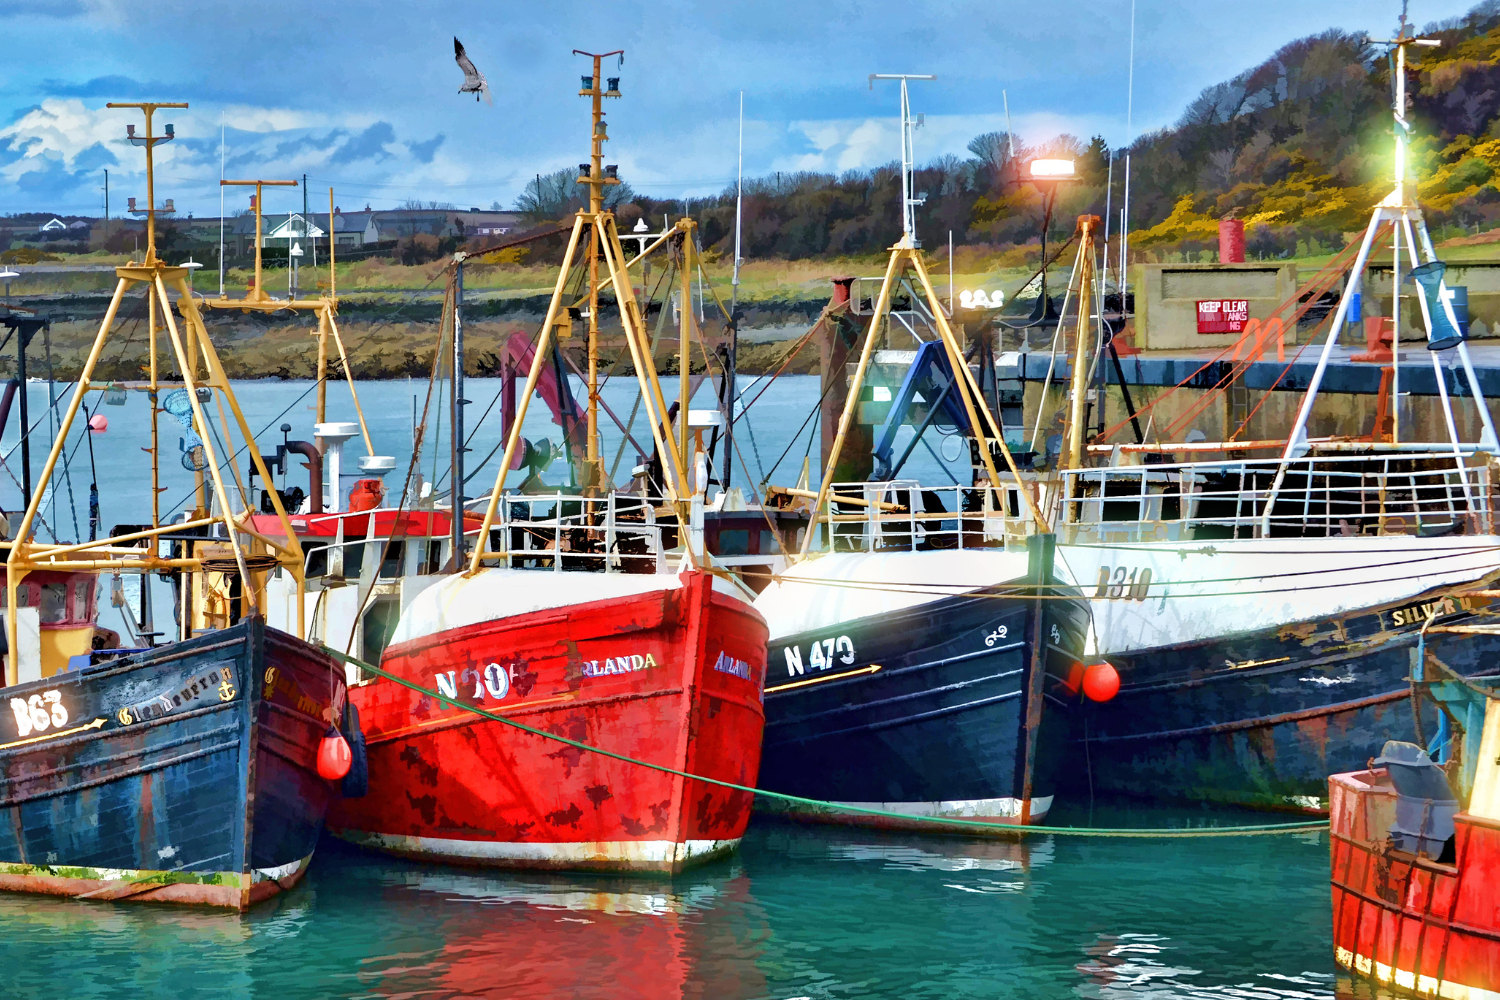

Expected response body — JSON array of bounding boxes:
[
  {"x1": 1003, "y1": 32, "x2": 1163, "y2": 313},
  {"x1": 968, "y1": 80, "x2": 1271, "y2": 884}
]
[
  {"x1": 327, "y1": 570, "x2": 769, "y2": 873},
  {"x1": 1330, "y1": 768, "x2": 1500, "y2": 995}
]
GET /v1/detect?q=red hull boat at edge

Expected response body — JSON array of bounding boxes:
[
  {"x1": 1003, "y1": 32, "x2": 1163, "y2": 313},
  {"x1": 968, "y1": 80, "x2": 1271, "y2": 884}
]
[
  {"x1": 327, "y1": 567, "x2": 769, "y2": 873},
  {"x1": 1329, "y1": 648, "x2": 1500, "y2": 999}
]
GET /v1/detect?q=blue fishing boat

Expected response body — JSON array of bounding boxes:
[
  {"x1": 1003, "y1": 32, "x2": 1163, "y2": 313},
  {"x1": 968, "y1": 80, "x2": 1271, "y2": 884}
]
[
  {"x1": 755, "y1": 539, "x2": 1093, "y2": 826},
  {"x1": 0, "y1": 102, "x2": 354, "y2": 909},
  {"x1": 0, "y1": 620, "x2": 345, "y2": 908}
]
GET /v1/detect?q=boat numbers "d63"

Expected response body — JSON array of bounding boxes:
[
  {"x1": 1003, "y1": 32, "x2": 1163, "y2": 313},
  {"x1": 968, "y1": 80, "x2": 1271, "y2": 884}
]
[
  {"x1": 9, "y1": 690, "x2": 68, "y2": 738},
  {"x1": 1095, "y1": 566, "x2": 1152, "y2": 601}
]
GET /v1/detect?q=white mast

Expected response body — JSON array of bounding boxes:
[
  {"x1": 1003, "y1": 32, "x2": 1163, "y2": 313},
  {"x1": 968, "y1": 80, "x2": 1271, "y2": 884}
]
[
  {"x1": 732, "y1": 91, "x2": 744, "y2": 296},
  {"x1": 870, "y1": 73, "x2": 935, "y2": 246}
]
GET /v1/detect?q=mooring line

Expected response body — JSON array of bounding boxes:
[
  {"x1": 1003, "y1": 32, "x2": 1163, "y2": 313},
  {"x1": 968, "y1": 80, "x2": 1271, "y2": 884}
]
[{"x1": 320, "y1": 645, "x2": 1329, "y2": 839}]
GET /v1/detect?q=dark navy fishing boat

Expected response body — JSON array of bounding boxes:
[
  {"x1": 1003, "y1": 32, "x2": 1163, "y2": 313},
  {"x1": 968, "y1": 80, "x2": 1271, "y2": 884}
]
[
  {"x1": 0, "y1": 102, "x2": 354, "y2": 909},
  {"x1": 754, "y1": 538, "x2": 1093, "y2": 826},
  {"x1": 0, "y1": 620, "x2": 345, "y2": 908}
]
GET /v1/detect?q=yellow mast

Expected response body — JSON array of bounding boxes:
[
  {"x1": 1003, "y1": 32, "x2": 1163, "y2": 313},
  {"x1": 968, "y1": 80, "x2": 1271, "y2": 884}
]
[
  {"x1": 1063, "y1": 216, "x2": 1099, "y2": 471},
  {"x1": 3, "y1": 103, "x2": 313, "y2": 684},
  {"x1": 207, "y1": 181, "x2": 374, "y2": 455},
  {"x1": 467, "y1": 50, "x2": 698, "y2": 575}
]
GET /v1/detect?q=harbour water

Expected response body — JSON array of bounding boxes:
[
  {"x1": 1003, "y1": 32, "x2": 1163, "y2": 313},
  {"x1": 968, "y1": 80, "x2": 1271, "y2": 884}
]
[{"x1": 4, "y1": 802, "x2": 1338, "y2": 1000}]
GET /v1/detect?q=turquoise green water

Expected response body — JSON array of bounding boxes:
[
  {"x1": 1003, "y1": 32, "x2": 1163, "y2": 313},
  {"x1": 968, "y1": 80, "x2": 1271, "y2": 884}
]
[{"x1": 2, "y1": 805, "x2": 1341, "y2": 1000}]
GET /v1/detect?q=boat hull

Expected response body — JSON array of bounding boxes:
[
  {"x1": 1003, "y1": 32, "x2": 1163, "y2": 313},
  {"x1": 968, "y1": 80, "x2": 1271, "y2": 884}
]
[
  {"x1": 327, "y1": 569, "x2": 769, "y2": 874},
  {"x1": 754, "y1": 548, "x2": 1091, "y2": 829},
  {"x1": 1056, "y1": 536, "x2": 1500, "y2": 812},
  {"x1": 1072, "y1": 589, "x2": 1500, "y2": 812},
  {"x1": 1330, "y1": 767, "x2": 1500, "y2": 996},
  {"x1": 0, "y1": 619, "x2": 345, "y2": 910}
]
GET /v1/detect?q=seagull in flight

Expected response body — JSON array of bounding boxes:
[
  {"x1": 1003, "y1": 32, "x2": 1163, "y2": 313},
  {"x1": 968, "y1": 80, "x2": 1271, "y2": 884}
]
[{"x1": 454, "y1": 37, "x2": 493, "y2": 105}]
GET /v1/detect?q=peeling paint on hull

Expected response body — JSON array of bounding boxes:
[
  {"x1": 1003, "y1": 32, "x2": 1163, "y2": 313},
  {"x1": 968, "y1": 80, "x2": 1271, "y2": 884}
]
[
  {"x1": 329, "y1": 570, "x2": 769, "y2": 876},
  {"x1": 1331, "y1": 768, "x2": 1500, "y2": 999},
  {"x1": 1071, "y1": 591, "x2": 1500, "y2": 812},
  {"x1": 0, "y1": 620, "x2": 345, "y2": 910}
]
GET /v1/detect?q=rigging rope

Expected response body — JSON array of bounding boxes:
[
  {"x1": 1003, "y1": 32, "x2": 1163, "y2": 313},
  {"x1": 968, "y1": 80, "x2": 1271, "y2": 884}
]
[{"x1": 318, "y1": 643, "x2": 1329, "y2": 839}]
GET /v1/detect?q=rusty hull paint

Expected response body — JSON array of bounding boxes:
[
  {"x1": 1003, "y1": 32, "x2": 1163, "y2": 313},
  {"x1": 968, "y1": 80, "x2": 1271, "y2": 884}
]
[
  {"x1": 329, "y1": 571, "x2": 769, "y2": 875},
  {"x1": 1331, "y1": 769, "x2": 1500, "y2": 995},
  {"x1": 1070, "y1": 589, "x2": 1500, "y2": 812},
  {"x1": 0, "y1": 619, "x2": 344, "y2": 911}
]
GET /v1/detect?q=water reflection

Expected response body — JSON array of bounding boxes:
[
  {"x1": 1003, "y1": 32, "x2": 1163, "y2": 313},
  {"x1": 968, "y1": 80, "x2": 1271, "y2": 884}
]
[
  {"x1": 1076, "y1": 932, "x2": 1333, "y2": 999},
  {"x1": 2, "y1": 820, "x2": 1336, "y2": 1000}
]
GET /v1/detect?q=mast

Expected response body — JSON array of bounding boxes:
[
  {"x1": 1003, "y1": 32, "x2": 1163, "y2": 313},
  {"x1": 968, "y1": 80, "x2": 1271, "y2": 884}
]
[
  {"x1": 450, "y1": 256, "x2": 467, "y2": 565},
  {"x1": 4, "y1": 103, "x2": 314, "y2": 681},
  {"x1": 1064, "y1": 216, "x2": 1098, "y2": 470},
  {"x1": 469, "y1": 50, "x2": 700, "y2": 576},
  {"x1": 724, "y1": 92, "x2": 744, "y2": 491},
  {"x1": 578, "y1": 52, "x2": 620, "y2": 493},
  {"x1": 1262, "y1": 12, "x2": 1500, "y2": 529},
  {"x1": 802, "y1": 76, "x2": 1047, "y2": 561}
]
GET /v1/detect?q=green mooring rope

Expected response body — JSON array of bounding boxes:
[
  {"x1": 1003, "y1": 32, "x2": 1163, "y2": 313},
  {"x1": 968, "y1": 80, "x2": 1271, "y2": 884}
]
[{"x1": 320, "y1": 645, "x2": 1330, "y2": 839}]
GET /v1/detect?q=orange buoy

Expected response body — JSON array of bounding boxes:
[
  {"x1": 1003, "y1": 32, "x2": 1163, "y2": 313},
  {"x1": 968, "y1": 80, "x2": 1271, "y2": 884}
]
[
  {"x1": 347, "y1": 478, "x2": 384, "y2": 512},
  {"x1": 1082, "y1": 662, "x2": 1121, "y2": 702},
  {"x1": 317, "y1": 727, "x2": 353, "y2": 780}
]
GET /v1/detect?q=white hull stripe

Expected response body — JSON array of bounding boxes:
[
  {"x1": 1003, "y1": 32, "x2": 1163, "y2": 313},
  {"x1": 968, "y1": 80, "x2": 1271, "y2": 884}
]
[
  {"x1": 333, "y1": 829, "x2": 740, "y2": 866},
  {"x1": 1336, "y1": 945, "x2": 1500, "y2": 999},
  {"x1": 772, "y1": 794, "x2": 1053, "y2": 823}
]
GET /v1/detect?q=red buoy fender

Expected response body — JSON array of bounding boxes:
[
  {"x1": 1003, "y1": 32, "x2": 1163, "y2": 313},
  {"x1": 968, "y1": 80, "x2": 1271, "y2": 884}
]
[
  {"x1": 1082, "y1": 662, "x2": 1121, "y2": 702},
  {"x1": 317, "y1": 726, "x2": 353, "y2": 780}
]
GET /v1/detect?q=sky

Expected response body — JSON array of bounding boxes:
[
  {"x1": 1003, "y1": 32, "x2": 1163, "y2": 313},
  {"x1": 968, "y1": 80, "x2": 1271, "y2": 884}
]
[{"x1": 0, "y1": 0, "x2": 1485, "y2": 219}]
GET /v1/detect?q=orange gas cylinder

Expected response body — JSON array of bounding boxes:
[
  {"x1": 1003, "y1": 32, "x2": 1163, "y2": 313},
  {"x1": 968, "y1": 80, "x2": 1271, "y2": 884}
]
[{"x1": 348, "y1": 478, "x2": 384, "y2": 512}]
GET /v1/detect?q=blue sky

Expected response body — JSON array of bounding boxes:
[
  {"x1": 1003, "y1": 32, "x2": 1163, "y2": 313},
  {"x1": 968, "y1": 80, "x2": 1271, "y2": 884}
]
[{"x1": 0, "y1": 0, "x2": 1483, "y2": 218}]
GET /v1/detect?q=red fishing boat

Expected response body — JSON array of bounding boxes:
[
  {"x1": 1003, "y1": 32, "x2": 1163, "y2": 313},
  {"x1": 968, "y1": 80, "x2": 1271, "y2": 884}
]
[
  {"x1": 1329, "y1": 643, "x2": 1500, "y2": 996},
  {"x1": 327, "y1": 558, "x2": 767, "y2": 871},
  {"x1": 315, "y1": 52, "x2": 770, "y2": 872}
]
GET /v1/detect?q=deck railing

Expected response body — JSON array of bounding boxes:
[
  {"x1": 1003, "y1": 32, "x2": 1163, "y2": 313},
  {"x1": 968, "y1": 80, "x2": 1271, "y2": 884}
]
[
  {"x1": 810, "y1": 452, "x2": 1497, "y2": 550},
  {"x1": 1054, "y1": 452, "x2": 1495, "y2": 541}
]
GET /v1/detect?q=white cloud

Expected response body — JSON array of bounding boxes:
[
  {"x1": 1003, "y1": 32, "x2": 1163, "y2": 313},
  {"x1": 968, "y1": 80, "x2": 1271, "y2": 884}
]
[
  {"x1": 770, "y1": 110, "x2": 1124, "y2": 177},
  {"x1": 0, "y1": 99, "x2": 119, "y2": 179}
]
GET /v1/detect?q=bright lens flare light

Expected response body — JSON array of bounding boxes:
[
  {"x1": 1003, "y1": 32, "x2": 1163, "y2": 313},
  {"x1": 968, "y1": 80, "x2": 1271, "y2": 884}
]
[{"x1": 1029, "y1": 159, "x2": 1076, "y2": 179}]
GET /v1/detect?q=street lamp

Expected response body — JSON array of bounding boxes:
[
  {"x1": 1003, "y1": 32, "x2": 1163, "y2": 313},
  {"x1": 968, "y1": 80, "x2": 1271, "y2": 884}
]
[
  {"x1": 1026, "y1": 157, "x2": 1077, "y2": 312},
  {"x1": 290, "y1": 240, "x2": 303, "y2": 300},
  {"x1": 183, "y1": 256, "x2": 202, "y2": 294}
]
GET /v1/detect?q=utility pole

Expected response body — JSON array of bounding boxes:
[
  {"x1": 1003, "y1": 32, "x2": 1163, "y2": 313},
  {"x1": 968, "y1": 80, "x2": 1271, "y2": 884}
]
[{"x1": 103, "y1": 169, "x2": 109, "y2": 245}]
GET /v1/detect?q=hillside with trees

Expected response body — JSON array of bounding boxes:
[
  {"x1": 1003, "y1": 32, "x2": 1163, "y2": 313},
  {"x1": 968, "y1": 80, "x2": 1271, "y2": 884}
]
[{"x1": 513, "y1": 0, "x2": 1500, "y2": 266}]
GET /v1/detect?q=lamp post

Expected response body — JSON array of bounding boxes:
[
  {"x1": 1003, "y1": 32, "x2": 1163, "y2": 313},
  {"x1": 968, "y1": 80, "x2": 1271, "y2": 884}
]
[
  {"x1": 290, "y1": 240, "x2": 303, "y2": 300},
  {"x1": 183, "y1": 256, "x2": 202, "y2": 294},
  {"x1": 1026, "y1": 157, "x2": 1077, "y2": 311}
]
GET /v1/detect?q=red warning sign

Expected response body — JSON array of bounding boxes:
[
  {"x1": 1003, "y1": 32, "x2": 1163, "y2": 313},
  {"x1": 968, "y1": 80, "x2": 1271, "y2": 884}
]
[{"x1": 1197, "y1": 299, "x2": 1249, "y2": 334}]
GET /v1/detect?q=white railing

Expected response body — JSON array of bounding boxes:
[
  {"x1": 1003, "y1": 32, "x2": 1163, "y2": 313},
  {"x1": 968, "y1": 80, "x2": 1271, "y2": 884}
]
[
  {"x1": 1054, "y1": 453, "x2": 1496, "y2": 541},
  {"x1": 296, "y1": 492, "x2": 674, "y2": 583},
  {"x1": 482, "y1": 492, "x2": 670, "y2": 573},
  {"x1": 811, "y1": 480, "x2": 1037, "y2": 554},
  {"x1": 807, "y1": 453, "x2": 1497, "y2": 549}
]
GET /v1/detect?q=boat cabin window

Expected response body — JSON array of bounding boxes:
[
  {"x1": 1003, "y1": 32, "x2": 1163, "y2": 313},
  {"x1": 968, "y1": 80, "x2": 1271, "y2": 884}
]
[
  {"x1": 760, "y1": 529, "x2": 781, "y2": 554},
  {"x1": 380, "y1": 540, "x2": 405, "y2": 579},
  {"x1": 304, "y1": 541, "x2": 330, "y2": 578},
  {"x1": 0, "y1": 584, "x2": 32, "y2": 608},
  {"x1": 39, "y1": 582, "x2": 68, "y2": 624},
  {"x1": 718, "y1": 529, "x2": 751, "y2": 556},
  {"x1": 71, "y1": 578, "x2": 94, "y2": 621}
]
